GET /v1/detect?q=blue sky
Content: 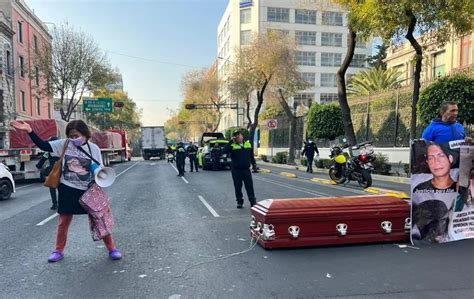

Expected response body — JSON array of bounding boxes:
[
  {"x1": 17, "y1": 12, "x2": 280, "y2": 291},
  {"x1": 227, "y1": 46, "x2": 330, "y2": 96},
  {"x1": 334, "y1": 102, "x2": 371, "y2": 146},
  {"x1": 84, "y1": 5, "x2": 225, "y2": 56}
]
[{"x1": 27, "y1": 0, "x2": 228, "y2": 126}]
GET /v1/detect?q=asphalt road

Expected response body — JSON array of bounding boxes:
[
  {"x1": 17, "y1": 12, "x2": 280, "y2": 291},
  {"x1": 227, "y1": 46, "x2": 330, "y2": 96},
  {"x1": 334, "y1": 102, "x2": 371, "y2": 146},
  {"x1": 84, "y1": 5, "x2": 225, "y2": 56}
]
[{"x1": 0, "y1": 159, "x2": 472, "y2": 298}]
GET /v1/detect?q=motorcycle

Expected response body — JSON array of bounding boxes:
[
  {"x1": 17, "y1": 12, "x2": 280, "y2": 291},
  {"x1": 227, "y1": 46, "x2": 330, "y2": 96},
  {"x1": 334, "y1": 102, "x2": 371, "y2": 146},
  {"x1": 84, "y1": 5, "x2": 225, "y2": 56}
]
[{"x1": 328, "y1": 140, "x2": 375, "y2": 188}]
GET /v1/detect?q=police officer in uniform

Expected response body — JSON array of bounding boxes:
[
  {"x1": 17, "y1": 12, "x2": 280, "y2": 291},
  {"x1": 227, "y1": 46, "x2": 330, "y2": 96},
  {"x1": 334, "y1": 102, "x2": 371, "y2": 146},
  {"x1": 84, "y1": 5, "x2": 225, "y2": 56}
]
[
  {"x1": 223, "y1": 130, "x2": 257, "y2": 209},
  {"x1": 302, "y1": 139, "x2": 319, "y2": 173},
  {"x1": 186, "y1": 141, "x2": 199, "y2": 172},
  {"x1": 175, "y1": 142, "x2": 186, "y2": 177}
]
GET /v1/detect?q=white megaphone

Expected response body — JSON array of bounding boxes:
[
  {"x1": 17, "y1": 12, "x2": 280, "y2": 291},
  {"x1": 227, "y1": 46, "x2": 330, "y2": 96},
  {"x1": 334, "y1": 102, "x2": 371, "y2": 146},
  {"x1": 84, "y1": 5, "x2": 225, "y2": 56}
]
[{"x1": 90, "y1": 163, "x2": 116, "y2": 188}]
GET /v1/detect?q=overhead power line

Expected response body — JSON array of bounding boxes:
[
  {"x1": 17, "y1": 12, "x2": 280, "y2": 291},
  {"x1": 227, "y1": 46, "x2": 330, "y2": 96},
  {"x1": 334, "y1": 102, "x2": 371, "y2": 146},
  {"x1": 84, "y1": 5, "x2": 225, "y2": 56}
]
[{"x1": 105, "y1": 50, "x2": 203, "y2": 69}]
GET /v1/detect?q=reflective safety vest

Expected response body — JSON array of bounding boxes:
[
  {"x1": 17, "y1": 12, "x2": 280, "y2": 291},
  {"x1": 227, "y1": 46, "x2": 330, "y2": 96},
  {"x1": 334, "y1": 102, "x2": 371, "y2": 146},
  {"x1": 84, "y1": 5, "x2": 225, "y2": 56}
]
[{"x1": 231, "y1": 140, "x2": 252, "y2": 150}]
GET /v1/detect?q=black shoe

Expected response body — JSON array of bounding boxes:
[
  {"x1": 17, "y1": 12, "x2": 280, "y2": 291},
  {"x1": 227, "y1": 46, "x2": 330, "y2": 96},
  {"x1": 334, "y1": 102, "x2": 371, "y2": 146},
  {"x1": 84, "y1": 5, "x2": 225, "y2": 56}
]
[
  {"x1": 190, "y1": 170, "x2": 194, "y2": 172},
  {"x1": 250, "y1": 202, "x2": 256, "y2": 208},
  {"x1": 237, "y1": 203, "x2": 243, "y2": 209},
  {"x1": 51, "y1": 205, "x2": 58, "y2": 210}
]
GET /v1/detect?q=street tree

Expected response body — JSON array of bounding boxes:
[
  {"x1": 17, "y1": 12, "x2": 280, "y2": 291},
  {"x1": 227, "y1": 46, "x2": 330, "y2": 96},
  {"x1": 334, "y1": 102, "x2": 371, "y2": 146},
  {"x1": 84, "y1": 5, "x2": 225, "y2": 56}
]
[
  {"x1": 182, "y1": 67, "x2": 222, "y2": 134},
  {"x1": 86, "y1": 89, "x2": 142, "y2": 143},
  {"x1": 307, "y1": 103, "x2": 345, "y2": 141},
  {"x1": 35, "y1": 23, "x2": 115, "y2": 122},
  {"x1": 366, "y1": 43, "x2": 388, "y2": 69},
  {"x1": 228, "y1": 32, "x2": 296, "y2": 145},
  {"x1": 347, "y1": 67, "x2": 402, "y2": 96},
  {"x1": 351, "y1": 0, "x2": 473, "y2": 140}
]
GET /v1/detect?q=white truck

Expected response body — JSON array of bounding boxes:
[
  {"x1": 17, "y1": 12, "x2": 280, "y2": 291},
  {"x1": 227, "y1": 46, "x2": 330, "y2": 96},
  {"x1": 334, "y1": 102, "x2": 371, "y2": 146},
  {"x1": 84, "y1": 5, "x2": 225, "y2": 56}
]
[{"x1": 141, "y1": 126, "x2": 166, "y2": 160}]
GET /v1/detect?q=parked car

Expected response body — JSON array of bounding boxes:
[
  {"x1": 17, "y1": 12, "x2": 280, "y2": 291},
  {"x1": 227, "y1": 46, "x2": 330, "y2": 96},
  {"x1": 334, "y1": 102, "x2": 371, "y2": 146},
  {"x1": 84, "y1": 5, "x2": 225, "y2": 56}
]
[
  {"x1": 0, "y1": 162, "x2": 15, "y2": 200},
  {"x1": 198, "y1": 139, "x2": 231, "y2": 170}
]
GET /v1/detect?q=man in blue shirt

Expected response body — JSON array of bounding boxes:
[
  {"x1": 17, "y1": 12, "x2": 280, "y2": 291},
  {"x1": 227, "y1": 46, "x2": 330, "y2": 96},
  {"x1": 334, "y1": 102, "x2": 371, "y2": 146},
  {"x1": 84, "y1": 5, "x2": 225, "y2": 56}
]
[{"x1": 422, "y1": 102, "x2": 470, "y2": 144}]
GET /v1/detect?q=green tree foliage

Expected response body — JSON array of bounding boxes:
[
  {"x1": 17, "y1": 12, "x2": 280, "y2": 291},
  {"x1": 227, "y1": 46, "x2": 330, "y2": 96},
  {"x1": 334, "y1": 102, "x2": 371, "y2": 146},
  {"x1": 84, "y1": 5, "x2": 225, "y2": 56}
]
[
  {"x1": 418, "y1": 74, "x2": 474, "y2": 125},
  {"x1": 348, "y1": 67, "x2": 402, "y2": 96},
  {"x1": 307, "y1": 103, "x2": 345, "y2": 141},
  {"x1": 350, "y1": 0, "x2": 474, "y2": 139},
  {"x1": 366, "y1": 43, "x2": 388, "y2": 69}
]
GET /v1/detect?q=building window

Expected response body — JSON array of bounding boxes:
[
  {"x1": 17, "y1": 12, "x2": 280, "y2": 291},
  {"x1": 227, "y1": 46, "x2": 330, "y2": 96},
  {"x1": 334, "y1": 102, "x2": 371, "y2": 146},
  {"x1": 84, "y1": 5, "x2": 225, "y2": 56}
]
[
  {"x1": 35, "y1": 66, "x2": 40, "y2": 86},
  {"x1": 320, "y1": 93, "x2": 338, "y2": 104},
  {"x1": 296, "y1": 31, "x2": 316, "y2": 46},
  {"x1": 296, "y1": 51, "x2": 316, "y2": 66},
  {"x1": 321, "y1": 73, "x2": 337, "y2": 87},
  {"x1": 460, "y1": 34, "x2": 472, "y2": 67},
  {"x1": 321, "y1": 33, "x2": 343, "y2": 47},
  {"x1": 240, "y1": 30, "x2": 252, "y2": 45},
  {"x1": 20, "y1": 91, "x2": 26, "y2": 111},
  {"x1": 294, "y1": 93, "x2": 314, "y2": 108},
  {"x1": 36, "y1": 97, "x2": 41, "y2": 116},
  {"x1": 17, "y1": 21, "x2": 23, "y2": 43},
  {"x1": 299, "y1": 72, "x2": 316, "y2": 87},
  {"x1": 240, "y1": 8, "x2": 251, "y2": 24},
  {"x1": 295, "y1": 9, "x2": 316, "y2": 24},
  {"x1": 322, "y1": 11, "x2": 343, "y2": 26},
  {"x1": 34, "y1": 35, "x2": 39, "y2": 53},
  {"x1": 321, "y1": 53, "x2": 342, "y2": 66},
  {"x1": 6, "y1": 50, "x2": 13, "y2": 76},
  {"x1": 350, "y1": 54, "x2": 366, "y2": 68},
  {"x1": 355, "y1": 36, "x2": 366, "y2": 48},
  {"x1": 48, "y1": 102, "x2": 51, "y2": 118},
  {"x1": 19, "y1": 56, "x2": 25, "y2": 77},
  {"x1": 267, "y1": 7, "x2": 290, "y2": 23},
  {"x1": 433, "y1": 51, "x2": 446, "y2": 78}
]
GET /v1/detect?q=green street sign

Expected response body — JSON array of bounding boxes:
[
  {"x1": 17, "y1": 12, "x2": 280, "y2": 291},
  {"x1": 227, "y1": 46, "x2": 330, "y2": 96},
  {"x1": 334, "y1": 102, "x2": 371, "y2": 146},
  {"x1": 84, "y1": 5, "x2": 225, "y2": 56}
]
[{"x1": 83, "y1": 97, "x2": 113, "y2": 113}]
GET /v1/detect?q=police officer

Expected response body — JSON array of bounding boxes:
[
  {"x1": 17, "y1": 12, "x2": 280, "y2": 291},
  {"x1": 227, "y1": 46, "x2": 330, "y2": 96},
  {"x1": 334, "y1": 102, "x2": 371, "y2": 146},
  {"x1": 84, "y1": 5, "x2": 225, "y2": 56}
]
[
  {"x1": 175, "y1": 142, "x2": 186, "y2": 177},
  {"x1": 186, "y1": 141, "x2": 199, "y2": 172},
  {"x1": 223, "y1": 130, "x2": 257, "y2": 209},
  {"x1": 211, "y1": 143, "x2": 222, "y2": 171},
  {"x1": 302, "y1": 138, "x2": 319, "y2": 173}
]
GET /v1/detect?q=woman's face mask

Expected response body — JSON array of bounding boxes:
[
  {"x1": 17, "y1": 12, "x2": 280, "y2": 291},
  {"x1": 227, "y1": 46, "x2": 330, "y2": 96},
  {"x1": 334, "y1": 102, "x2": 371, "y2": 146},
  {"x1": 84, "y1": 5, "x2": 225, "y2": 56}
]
[{"x1": 70, "y1": 136, "x2": 85, "y2": 146}]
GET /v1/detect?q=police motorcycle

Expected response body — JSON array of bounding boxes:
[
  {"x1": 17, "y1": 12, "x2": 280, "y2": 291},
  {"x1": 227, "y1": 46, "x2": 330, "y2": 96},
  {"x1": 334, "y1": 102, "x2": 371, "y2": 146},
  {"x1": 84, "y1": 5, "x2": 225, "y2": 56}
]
[{"x1": 328, "y1": 139, "x2": 375, "y2": 188}]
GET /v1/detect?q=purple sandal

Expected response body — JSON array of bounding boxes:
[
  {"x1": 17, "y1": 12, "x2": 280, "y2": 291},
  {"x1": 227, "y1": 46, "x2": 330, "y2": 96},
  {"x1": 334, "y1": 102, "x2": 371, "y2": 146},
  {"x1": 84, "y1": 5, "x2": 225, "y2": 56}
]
[
  {"x1": 48, "y1": 251, "x2": 64, "y2": 263},
  {"x1": 109, "y1": 249, "x2": 122, "y2": 260}
]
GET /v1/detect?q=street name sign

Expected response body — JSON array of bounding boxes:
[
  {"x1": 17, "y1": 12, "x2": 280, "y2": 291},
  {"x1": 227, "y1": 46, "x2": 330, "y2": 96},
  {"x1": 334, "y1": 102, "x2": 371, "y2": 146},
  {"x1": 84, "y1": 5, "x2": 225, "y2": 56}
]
[{"x1": 83, "y1": 98, "x2": 113, "y2": 113}]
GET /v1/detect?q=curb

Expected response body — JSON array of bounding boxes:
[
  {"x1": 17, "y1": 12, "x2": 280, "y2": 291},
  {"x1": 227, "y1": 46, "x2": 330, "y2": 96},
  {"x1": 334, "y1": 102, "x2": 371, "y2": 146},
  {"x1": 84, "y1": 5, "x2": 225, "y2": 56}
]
[
  {"x1": 258, "y1": 161, "x2": 410, "y2": 185},
  {"x1": 310, "y1": 178, "x2": 336, "y2": 185},
  {"x1": 364, "y1": 187, "x2": 410, "y2": 199},
  {"x1": 279, "y1": 172, "x2": 297, "y2": 178},
  {"x1": 258, "y1": 169, "x2": 272, "y2": 174}
]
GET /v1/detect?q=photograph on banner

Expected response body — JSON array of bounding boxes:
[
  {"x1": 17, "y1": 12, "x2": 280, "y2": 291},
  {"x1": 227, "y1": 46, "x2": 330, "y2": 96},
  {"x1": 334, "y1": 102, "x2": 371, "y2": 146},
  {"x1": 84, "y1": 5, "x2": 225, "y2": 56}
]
[{"x1": 410, "y1": 139, "x2": 473, "y2": 243}]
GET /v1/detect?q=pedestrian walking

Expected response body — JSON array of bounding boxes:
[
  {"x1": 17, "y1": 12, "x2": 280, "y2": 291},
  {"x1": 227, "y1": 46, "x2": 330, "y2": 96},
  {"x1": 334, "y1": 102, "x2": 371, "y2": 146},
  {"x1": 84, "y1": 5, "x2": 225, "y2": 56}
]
[
  {"x1": 36, "y1": 136, "x2": 59, "y2": 210},
  {"x1": 422, "y1": 101, "x2": 471, "y2": 144},
  {"x1": 186, "y1": 141, "x2": 199, "y2": 172},
  {"x1": 223, "y1": 130, "x2": 257, "y2": 209},
  {"x1": 302, "y1": 139, "x2": 319, "y2": 173},
  {"x1": 10, "y1": 120, "x2": 122, "y2": 263},
  {"x1": 175, "y1": 142, "x2": 186, "y2": 177}
]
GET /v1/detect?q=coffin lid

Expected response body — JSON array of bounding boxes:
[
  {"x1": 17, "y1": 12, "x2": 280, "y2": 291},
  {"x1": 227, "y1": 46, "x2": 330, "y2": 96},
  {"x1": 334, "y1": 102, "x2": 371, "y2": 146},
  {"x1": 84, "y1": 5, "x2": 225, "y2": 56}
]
[{"x1": 252, "y1": 195, "x2": 409, "y2": 217}]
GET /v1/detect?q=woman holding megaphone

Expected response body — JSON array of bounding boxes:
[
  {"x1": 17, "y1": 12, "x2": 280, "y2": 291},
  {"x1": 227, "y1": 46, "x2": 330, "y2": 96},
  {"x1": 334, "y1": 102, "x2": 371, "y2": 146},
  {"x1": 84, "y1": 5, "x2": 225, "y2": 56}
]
[{"x1": 11, "y1": 120, "x2": 122, "y2": 263}]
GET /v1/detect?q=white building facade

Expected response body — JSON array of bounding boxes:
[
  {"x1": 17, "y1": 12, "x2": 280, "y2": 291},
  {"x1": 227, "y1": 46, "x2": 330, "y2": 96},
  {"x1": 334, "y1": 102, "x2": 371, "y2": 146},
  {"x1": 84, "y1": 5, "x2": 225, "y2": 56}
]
[{"x1": 217, "y1": 0, "x2": 372, "y2": 131}]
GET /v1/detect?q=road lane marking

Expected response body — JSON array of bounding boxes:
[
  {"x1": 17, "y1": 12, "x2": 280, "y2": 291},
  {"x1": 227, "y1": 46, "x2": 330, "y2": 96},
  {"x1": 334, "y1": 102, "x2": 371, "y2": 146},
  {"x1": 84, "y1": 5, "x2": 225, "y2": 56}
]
[
  {"x1": 254, "y1": 176, "x2": 330, "y2": 197},
  {"x1": 36, "y1": 213, "x2": 58, "y2": 226},
  {"x1": 198, "y1": 195, "x2": 220, "y2": 218},
  {"x1": 15, "y1": 184, "x2": 36, "y2": 191},
  {"x1": 36, "y1": 162, "x2": 140, "y2": 227},
  {"x1": 169, "y1": 163, "x2": 189, "y2": 184},
  {"x1": 263, "y1": 172, "x2": 367, "y2": 195},
  {"x1": 116, "y1": 162, "x2": 140, "y2": 177}
]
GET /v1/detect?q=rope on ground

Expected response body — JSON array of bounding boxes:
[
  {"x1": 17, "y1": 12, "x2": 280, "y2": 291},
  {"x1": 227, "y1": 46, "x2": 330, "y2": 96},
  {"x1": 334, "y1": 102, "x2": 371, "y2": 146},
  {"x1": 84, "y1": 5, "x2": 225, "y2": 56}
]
[{"x1": 174, "y1": 236, "x2": 261, "y2": 278}]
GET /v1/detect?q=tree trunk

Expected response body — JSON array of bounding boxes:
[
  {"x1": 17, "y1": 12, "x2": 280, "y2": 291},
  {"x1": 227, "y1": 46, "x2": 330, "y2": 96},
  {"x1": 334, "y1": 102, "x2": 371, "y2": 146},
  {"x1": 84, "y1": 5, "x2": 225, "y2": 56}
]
[
  {"x1": 336, "y1": 25, "x2": 357, "y2": 146},
  {"x1": 277, "y1": 89, "x2": 297, "y2": 165},
  {"x1": 405, "y1": 10, "x2": 422, "y2": 141},
  {"x1": 249, "y1": 79, "x2": 268, "y2": 146}
]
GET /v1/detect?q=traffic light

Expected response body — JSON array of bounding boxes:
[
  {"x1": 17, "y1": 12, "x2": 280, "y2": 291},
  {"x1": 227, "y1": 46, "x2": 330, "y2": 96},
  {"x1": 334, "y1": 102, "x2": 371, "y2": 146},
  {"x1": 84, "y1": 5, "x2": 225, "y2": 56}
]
[
  {"x1": 185, "y1": 104, "x2": 196, "y2": 110},
  {"x1": 114, "y1": 101, "x2": 125, "y2": 108}
]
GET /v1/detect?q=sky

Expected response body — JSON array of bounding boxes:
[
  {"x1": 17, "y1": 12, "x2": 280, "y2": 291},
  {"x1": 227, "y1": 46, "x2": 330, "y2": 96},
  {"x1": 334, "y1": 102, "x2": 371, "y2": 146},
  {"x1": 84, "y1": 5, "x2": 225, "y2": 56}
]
[{"x1": 27, "y1": 0, "x2": 228, "y2": 126}]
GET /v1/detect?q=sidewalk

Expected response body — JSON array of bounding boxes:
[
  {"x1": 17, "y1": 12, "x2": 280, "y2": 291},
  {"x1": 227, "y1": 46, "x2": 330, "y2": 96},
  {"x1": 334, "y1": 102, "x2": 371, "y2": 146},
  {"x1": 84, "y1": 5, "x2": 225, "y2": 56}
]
[{"x1": 257, "y1": 160, "x2": 410, "y2": 185}]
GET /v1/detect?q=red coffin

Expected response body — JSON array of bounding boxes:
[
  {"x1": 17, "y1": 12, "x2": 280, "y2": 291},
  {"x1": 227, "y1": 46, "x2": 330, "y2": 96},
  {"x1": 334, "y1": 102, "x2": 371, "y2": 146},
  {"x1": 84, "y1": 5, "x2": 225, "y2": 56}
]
[{"x1": 250, "y1": 195, "x2": 410, "y2": 249}]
